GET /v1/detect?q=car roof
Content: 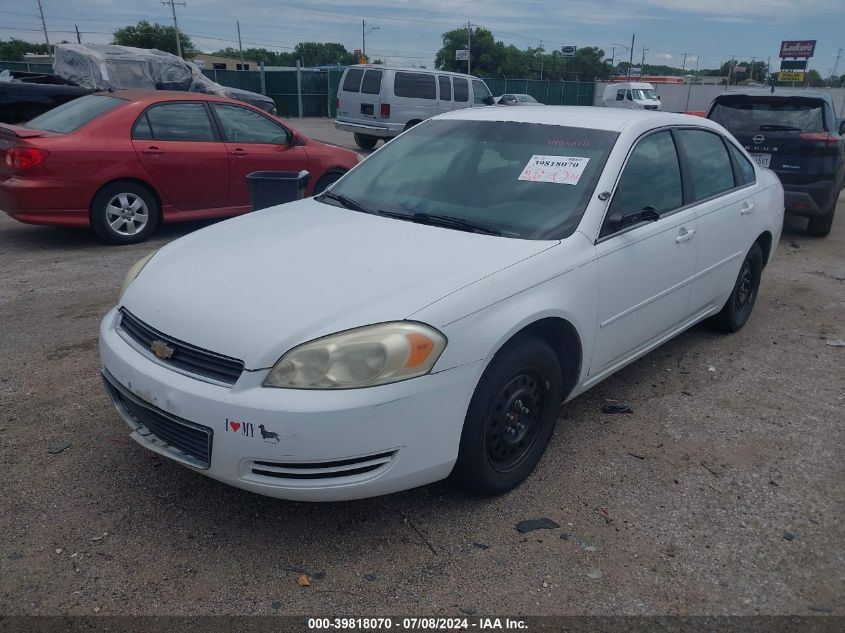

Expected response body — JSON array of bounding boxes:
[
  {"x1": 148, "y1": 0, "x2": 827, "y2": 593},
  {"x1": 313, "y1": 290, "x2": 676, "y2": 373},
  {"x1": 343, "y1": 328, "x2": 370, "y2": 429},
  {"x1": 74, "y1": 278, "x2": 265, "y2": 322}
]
[
  {"x1": 435, "y1": 105, "x2": 722, "y2": 133},
  {"x1": 96, "y1": 90, "x2": 248, "y2": 106}
]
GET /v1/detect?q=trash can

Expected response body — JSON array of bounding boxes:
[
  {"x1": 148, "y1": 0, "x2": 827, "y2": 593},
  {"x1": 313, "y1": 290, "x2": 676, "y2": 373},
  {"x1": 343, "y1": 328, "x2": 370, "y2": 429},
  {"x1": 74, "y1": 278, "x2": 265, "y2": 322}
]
[{"x1": 246, "y1": 170, "x2": 310, "y2": 211}]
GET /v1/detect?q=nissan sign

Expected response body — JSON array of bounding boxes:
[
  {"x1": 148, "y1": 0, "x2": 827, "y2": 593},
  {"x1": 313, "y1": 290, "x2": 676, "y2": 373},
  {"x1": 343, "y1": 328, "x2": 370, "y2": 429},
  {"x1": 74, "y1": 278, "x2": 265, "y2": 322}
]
[
  {"x1": 560, "y1": 46, "x2": 577, "y2": 58},
  {"x1": 779, "y1": 40, "x2": 816, "y2": 58}
]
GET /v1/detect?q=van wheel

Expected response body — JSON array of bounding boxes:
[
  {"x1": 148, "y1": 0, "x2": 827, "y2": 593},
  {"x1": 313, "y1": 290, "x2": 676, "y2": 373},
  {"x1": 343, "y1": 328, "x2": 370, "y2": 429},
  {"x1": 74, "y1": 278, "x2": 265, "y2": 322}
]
[
  {"x1": 451, "y1": 335, "x2": 563, "y2": 495},
  {"x1": 807, "y1": 206, "x2": 835, "y2": 237},
  {"x1": 353, "y1": 134, "x2": 378, "y2": 151},
  {"x1": 90, "y1": 181, "x2": 159, "y2": 245},
  {"x1": 712, "y1": 243, "x2": 762, "y2": 332},
  {"x1": 403, "y1": 120, "x2": 422, "y2": 132}
]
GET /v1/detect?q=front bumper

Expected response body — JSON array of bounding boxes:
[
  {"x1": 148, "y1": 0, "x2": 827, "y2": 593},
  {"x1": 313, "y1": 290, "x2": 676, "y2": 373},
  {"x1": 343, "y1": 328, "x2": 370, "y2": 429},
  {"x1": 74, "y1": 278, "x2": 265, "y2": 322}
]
[
  {"x1": 333, "y1": 119, "x2": 402, "y2": 139},
  {"x1": 99, "y1": 308, "x2": 482, "y2": 501}
]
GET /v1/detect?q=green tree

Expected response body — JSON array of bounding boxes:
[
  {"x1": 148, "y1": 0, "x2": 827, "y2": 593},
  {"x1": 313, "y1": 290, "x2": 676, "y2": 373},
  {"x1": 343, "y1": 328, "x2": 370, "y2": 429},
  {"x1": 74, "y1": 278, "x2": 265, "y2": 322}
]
[
  {"x1": 804, "y1": 69, "x2": 825, "y2": 87},
  {"x1": 0, "y1": 38, "x2": 50, "y2": 61},
  {"x1": 435, "y1": 27, "x2": 502, "y2": 76},
  {"x1": 292, "y1": 42, "x2": 357, "y2": 66},
  {"x1": 112, "y1": 21, "x2": 196, "y2": 58}
]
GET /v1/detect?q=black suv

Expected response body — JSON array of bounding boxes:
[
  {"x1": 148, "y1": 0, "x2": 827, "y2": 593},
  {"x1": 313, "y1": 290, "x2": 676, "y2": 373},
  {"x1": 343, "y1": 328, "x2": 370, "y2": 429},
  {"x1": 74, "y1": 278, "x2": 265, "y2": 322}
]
[{"x1": 707, "y1": 90, "x2": 845, "y2": 236}]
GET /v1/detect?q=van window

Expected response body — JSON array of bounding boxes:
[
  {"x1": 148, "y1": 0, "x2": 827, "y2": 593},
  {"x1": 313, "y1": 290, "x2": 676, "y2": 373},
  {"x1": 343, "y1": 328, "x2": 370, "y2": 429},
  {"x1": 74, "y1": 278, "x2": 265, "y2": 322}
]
[
  {"x1": 472, "y1": 80, "x2": 491, "y2": 105},
  {"x1": 453, "y1": 78, "x2": 469, "y2": 102},
  {"x1": 394, "y1": 72, "x2": 436, "y2": 99},
  {"x1": 361, "y1": 70, "x2": 383, "y2": 95},
  {"x1": 342, "y1": 68, "x2": 365, "y2": 93},
  {"x1": 616, "y1": 90, "x2": 625, "y2": 101},
  {"x1": 438, "y1": 76, "x2": 452, "y2": 101}
]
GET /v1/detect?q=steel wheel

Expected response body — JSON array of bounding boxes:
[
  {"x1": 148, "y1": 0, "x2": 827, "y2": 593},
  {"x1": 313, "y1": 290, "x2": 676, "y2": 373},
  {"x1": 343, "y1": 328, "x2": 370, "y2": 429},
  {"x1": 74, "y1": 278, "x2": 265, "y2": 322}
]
[
  {"x1": 733, "y1": 259, "x2": 754, "y2": 313},
  {"x1": 105, "y1": 193, "x2": 150, "y2": 237},
  {"x1": 486, "y1": 371, "x2": 547, "y2": 472}
]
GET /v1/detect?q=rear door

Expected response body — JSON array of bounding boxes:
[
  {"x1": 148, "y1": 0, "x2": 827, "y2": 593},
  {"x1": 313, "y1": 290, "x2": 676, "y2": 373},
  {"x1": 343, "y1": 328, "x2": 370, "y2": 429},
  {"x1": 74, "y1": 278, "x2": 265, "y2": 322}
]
[
  {"x1": 708, "y1": 95, "x2": 841, "y2": 184},
  {"x1": 209, "y1": 103, "x2": 307, "y2": 207},
  {"x1": 132, "y1": 102, "x2": 229, "y2": 212},
  {"x1": 336, "y1": 67, "x2": 384, "y2": 123}
]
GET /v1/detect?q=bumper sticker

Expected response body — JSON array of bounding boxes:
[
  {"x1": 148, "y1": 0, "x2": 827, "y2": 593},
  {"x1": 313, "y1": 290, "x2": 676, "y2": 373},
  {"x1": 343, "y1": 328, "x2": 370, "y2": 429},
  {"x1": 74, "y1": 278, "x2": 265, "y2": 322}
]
[{"x1": 225, "y1": 418, "x2": 280, "y2": 443}]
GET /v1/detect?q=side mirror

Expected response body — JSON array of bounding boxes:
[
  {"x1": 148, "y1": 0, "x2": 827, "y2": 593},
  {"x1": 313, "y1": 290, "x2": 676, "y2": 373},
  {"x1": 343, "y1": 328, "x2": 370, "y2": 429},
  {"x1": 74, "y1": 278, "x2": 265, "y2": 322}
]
[
  {"x1": 607, "y1": 206, "x2": 660, "y2": 228},
  {"x1": 483, "y1": 95, "x2": 495, "y2": 106},
  {"x1": 839, "y1": 120, "x2": 845, "y2": 135},
  {"x1": 290, "y1": 131, "x2": 306, "y2": 147}
]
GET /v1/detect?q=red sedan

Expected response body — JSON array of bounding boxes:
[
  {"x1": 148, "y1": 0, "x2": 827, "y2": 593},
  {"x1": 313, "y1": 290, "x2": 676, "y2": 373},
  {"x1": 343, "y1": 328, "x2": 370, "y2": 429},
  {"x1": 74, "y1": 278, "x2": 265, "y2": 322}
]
[{"x1": 0, "y1": 91, "x2": 360, "y2": 244}]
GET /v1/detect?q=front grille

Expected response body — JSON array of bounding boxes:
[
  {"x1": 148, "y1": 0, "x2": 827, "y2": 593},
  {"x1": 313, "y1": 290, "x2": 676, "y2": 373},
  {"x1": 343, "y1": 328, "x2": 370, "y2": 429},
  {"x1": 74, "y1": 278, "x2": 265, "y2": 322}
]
[
  {"x1": 119, "y1": 309, "x2": 244, "y2": 385},
  {"x1": 249, "y1": 450, "x2": 396, "y2": 481},
  {"x1": 102, "y1": 372, "x2": 212, "y2": 468}
]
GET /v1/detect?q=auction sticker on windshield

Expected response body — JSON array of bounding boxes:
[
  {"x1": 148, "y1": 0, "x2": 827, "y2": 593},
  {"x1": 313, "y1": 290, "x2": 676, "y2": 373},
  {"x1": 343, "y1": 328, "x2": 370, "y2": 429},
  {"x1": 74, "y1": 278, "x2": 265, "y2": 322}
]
[{"x1": 518, "y1": 155, "x2": 590, "y2": 185}]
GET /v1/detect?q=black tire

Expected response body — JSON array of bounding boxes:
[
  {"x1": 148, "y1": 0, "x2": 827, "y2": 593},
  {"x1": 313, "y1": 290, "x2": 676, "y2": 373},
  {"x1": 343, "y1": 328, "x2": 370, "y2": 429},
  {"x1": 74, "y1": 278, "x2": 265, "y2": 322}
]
[
  {"x1": 90, "y1": 180, "x2": 159, "y2": 245},
  {"x1": 712, "y1": 242, "x2": 763, "y2": 332},
  {"x1": 314, "y1": 170, "x2": 346, "y2": 195},
  {"x1": 403, "y1": 120, "x2": 421, "y2": 132},
  {"x1": 807, "y1": 207, "x2": 835, "y2": 237},
  {"x1": 451, "y1": 335, "x2": 563, "y2": 495},
  {"x1": 353, "y1": 133, "x2": 378, "y2": 151}
]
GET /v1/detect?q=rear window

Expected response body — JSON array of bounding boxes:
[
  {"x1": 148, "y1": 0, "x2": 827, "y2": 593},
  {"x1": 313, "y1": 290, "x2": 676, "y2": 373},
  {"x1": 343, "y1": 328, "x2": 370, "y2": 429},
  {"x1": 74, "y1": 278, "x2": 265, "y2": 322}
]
[
  {"x1": 709, "y1": 96, "x2": 826, "y2": 133},
  {"x1": 23, "y1": 94, "x2": 122, "y2": 133},
  {"x1": 453, "y1": 77, "x2": 469, "y2": 102},
  {"x1": 342, "y1": 68, "x2": 365, "y2": 93},
  {"x1": 394, "y1": 72, "x2": 436, "y2": 100},
  {"x1": 361, "y1": 70, "x2": 383, "y2": 95}
]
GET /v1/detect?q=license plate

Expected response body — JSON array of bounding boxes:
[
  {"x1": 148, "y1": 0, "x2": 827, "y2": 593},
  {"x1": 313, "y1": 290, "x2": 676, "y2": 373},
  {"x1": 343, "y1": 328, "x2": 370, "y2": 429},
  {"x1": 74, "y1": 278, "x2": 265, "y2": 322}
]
[{"x1": 749, "y1": 153, "x2": 771, "y2": 168}]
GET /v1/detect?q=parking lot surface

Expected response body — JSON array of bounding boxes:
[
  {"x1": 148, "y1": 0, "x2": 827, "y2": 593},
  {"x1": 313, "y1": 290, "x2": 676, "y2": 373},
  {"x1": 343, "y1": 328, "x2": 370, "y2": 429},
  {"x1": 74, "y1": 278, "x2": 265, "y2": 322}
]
[{"x1": 0, "y1": 121, "x2": 843, "y2": 616}]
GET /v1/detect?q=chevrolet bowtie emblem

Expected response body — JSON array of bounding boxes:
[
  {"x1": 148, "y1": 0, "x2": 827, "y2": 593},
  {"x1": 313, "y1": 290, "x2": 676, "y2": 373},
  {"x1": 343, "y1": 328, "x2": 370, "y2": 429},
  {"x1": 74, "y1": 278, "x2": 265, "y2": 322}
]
[{"x1": 150, "y1": 339, "x2": 174, "y2": 360}]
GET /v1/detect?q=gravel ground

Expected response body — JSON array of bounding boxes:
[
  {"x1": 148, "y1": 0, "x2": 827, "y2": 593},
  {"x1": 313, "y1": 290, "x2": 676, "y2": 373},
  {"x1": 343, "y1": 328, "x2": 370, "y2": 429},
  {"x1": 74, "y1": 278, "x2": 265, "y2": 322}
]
[{"x1": 0, "y1": 119, "x2": 843, "y2": 617}]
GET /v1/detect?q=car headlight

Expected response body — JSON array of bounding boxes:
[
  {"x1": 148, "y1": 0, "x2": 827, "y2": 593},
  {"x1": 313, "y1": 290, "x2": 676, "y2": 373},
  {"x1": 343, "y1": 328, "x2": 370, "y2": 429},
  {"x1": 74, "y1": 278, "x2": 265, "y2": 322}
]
[
  {"x1": 264, "y1": 322, "x2": 447, "y2": 389},
  {"x1": 120, "y1": 250, "x2": 158, "y2": 298}
]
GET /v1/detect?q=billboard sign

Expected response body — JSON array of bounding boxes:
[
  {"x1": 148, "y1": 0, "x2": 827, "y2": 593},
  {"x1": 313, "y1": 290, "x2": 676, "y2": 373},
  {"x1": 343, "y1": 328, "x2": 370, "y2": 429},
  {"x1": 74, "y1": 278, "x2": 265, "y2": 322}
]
[
  {"x1": 780, "y1": 59, "x2": 807, "y2": 70},
  {"x1": 455, "y1": 49, "x2": 469, "y2": 61},
  {"x1": 779, "y1": 40, "x2": 816, "y2": 58},
  {"x1": 629, "y1": 66, "x2": 642, "y2": 77},
  {"x1": 734, "y1": 65, "x2": 746, "y2": 73},
  {"x1": 560, "y1": 46, "x2": 577, "y2": 58},
  {"x1": 778, "y1": 71, "x2": 805, "y2": 82}
]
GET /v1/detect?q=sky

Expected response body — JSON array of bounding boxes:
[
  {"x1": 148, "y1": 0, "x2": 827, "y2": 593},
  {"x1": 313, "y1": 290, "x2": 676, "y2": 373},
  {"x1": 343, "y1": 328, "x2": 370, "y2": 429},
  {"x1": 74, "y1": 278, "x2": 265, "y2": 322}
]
[{"x1": 1, "y1": 0, "x2": 844, "y2": 76}]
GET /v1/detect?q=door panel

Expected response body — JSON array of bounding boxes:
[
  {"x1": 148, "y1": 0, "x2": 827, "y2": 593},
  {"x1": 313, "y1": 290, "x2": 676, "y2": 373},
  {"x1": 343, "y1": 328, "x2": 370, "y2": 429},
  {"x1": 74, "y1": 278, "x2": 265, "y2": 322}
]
[
  {"x1": 211, "y1": 103, "x2": 308, "y2": 207},
  {"x1": 132, "y1": 102, "x2": 229, "y2": 211}
]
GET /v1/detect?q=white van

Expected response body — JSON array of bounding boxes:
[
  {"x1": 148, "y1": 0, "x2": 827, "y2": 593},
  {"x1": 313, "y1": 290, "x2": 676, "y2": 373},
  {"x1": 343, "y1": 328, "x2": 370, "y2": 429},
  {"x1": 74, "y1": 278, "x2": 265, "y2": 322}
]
[
  {"x1": 335, "y1": 65, "x2": 494, "y2": 150},
  {"x1": 602, "y1": 82, "x2": 662, "y2": 110}
]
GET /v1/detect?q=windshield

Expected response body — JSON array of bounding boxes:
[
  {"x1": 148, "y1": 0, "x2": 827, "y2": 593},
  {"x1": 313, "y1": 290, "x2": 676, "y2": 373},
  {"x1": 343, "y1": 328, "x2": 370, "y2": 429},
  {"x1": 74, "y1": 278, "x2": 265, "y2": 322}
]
[
  {"x1": 709, "y1": 96, "x2": 826, "y2": 132},
  {"x1": 24, "y1": 94, "x2": 122, "y2": 133},
  {"x1": 632, "y1": 89, "x2": 657, "y2": 100},
  {"x1": 322, "y1": 119, "x2": 618, "y2": 240}
]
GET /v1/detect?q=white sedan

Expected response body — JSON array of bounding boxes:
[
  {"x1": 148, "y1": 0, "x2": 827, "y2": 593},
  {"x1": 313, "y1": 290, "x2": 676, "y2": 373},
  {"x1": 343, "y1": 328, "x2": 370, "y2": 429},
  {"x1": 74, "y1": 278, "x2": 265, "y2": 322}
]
[{"x1": 100, "y1": 107, "x2": 784, "y2": 501}]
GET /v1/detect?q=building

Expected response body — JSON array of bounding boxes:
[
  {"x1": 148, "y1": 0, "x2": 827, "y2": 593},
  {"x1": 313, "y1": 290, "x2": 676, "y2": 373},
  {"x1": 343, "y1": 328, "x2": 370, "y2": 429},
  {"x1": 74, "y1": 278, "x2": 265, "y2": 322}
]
[{"x1": 191, "y1": 53, "x2": 256, "y2": 71}]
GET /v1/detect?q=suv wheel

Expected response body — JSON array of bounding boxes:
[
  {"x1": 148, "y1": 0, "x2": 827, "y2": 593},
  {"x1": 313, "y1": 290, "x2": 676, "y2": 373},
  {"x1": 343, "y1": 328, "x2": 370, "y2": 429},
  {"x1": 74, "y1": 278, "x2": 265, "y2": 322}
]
[
  {"x1": 353, "y1": 134, "x2": 378, "y2": 151},
  {"x1": 807, "y1": 204, "x2": 835, "y2": 237}
]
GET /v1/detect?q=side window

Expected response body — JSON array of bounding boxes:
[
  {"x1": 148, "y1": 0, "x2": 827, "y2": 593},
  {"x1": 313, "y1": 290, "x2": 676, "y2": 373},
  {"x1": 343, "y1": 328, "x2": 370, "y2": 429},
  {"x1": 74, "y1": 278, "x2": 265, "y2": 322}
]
[
  {"x1": 132, "y1": 113, "x2": 153, "y2": 140},
  {"x1": 676, "y1": 129, "x2": 736, "y2": 200},
  {"x1": 394, "y1": 72, "x2": 436, "y2": 99},
  {"x1": 143, "y1": 103, "x2": 216, "y2": 142},
  {"x1": 604, "y1": 131, "x2": 683, "y2": 236},
  {"x1": 616, "y1": 90, "x2": 625, "y2": 101},
  {"x1": 361, "y1": 70, "x2": 383, "y2": 95},
  {"x1": 342, "y1": 68, "x2": 365, "y2": 93},
  {"x1": 472, "y1": 80, "x2": 491, "y2": 105},
  {"x1": 626, "y1": 90, "x2": 633, "y2": 101},
  {"x1": 438, "y1": 75, "x2": 452, "y2": 101},
  {"x1": 727, "y1": 143, "x2": 756, "y2": 185},
  {"x1": 453, "y1": 77, "x2": 469, "y2": 102},
  {"x1": 212, "y1": 105, "x2": 289, "y2": 144}
]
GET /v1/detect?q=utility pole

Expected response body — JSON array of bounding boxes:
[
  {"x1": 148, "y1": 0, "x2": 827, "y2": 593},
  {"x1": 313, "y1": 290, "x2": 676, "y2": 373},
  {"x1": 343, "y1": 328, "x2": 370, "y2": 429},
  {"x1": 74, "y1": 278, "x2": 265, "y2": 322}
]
[
  {"x1": 237, "y1": 20, "x2": 243, "y2": 65},
  {"x1": 611, "y1": 46, "x2": 616, "y2": 72},
  {"x1": 681, "y1": 52, "x2": 688, "y2": 73},
  {"x1": 627, "y1": 33, "x2": 635, "y2": 79},
  {"x1": 36, "y1": 0, "x2": 50, "y2": 49},
  {"x1": 750, "y1": 56, "x2": 756, "y2": 82},
  {"x1": 74, "y1": 24, "x2": 81, "y2": 44},
  {"x1": 362, "y1": 19, "x2": 380, "y2": 59},
  {"x1": 539, "y1": 40, "x2": 544, "y2": 81},
  {"x1": 640, "y1": 47, "x2": 648, "y2": 69},
  {"x1": 467, "y1": 20, "x2": 472, "y2": 76},
  {"x1": 830, "y1": 48, "x2": 842, "y2": 86},
  {"x1": 161, "y1": 0, "x2": 186, "y2": 58}
]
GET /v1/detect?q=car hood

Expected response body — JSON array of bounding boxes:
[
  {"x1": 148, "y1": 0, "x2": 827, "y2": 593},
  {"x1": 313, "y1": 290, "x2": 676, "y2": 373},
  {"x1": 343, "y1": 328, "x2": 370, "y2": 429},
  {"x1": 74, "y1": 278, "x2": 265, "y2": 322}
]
[{"x1": 121, "y1": 199, "x2": 557, "y2": 369}]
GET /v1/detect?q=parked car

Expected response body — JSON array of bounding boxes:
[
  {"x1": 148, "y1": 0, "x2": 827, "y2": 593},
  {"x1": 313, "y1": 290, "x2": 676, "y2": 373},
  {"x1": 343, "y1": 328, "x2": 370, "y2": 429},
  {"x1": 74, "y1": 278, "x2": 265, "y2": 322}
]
[
  {"x1": 0, "y1": 70, "x2": 91, "y2": 125},
  {"x1": 495, "y1": 94, "x2": 543, "y2": 106},
  {"x1": 0, "y1": 91, "x2": 359, "y2": 244},
  {"x1": 602, "y1": 82, "x2": 662, "y2": 110},
  {"x1": 334, "y1": 64, "x2": 494, "y2": 150},
  {"x1": 102, "y1": 107, "x2": 783, "y2": 501},
  {"x1": 707, "y1": 89, "x2": 844, "y2": 237}
]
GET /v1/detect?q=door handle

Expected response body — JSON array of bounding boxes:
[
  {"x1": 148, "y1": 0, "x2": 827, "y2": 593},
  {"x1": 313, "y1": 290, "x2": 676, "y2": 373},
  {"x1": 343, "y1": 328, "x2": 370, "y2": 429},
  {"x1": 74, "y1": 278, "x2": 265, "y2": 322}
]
[
  {"x1": 141, "y1": 147, "x2": 163, "y2": 155},
  {"x1": 229, "y1": 149, "x2": 248, "y2": 156},
  {"x1": 675, "y1": 228, "x2": 695, "y2": 243},
  {"x1": 740, "y1": 202, "x2": 755, "y2": 215}
]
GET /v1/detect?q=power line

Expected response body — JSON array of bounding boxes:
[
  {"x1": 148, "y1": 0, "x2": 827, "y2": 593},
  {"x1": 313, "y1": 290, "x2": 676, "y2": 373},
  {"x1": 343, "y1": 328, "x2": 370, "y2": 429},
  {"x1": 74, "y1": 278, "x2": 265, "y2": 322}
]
[{"x1": 161, "y1": 0, "x2": 186, "y2": 58}]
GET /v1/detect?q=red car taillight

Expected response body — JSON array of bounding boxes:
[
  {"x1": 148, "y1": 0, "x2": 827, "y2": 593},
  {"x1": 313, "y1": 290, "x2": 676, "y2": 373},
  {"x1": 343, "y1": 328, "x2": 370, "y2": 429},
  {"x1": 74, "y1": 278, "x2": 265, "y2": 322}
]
[
  {"x1": 380, "y1": 103, "x2": 391, "y2": 119},
  {"x1": 5, "y1": 147, "x2": 49, "y2": 170},
  {"x1": 799, "y1": 132, "x2": 837, "y2": 146}
]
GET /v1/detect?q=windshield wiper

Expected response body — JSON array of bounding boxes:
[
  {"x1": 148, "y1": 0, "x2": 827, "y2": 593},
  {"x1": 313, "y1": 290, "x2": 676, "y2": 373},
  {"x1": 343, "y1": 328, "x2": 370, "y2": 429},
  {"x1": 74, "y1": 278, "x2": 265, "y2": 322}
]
[
  {"x1": 404, "y1": 212, "x2": 502, "y2": 236},
  {"x1": 759, "y1": 124, "x2": 802, "y2": 132},
  {"x1": 317, "y1": 191, "x2": 371, "y2": 214}
]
